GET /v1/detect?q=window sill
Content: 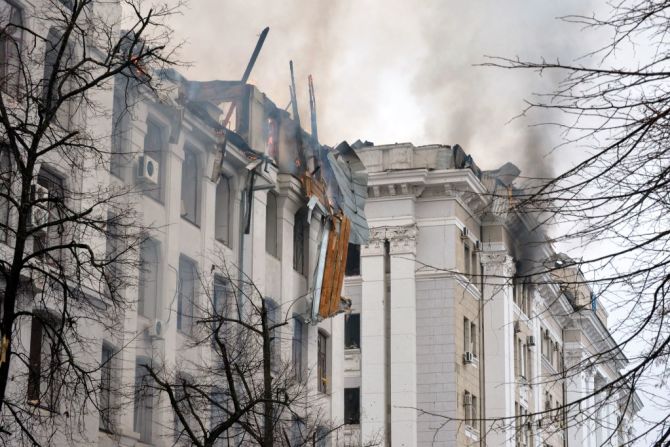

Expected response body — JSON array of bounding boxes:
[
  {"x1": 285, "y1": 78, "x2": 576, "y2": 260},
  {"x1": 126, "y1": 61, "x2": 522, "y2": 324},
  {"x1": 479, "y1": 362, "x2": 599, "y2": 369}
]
[
  {"x1": 181, "y1": 215, "x2": 200, "y2": 228},
  {"x1": 463, "y1": 356, "x2": 479, "y2": 368},
  {"x1": 465, "y1": 425, "x2": 480, "y2": 441}
]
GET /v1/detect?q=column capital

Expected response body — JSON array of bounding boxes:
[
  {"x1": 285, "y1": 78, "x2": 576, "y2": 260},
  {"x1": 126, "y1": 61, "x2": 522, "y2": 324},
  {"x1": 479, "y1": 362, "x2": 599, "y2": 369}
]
[
  {"x1": 361, "y1": 224, "x2": 418, "y2": 257},
  {"x1": 480, "y1": 251, "x2": 515, "y2": 276}
]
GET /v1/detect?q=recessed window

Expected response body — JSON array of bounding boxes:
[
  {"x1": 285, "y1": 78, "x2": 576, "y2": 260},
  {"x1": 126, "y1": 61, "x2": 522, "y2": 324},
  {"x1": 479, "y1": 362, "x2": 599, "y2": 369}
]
[
  {"x1": 265, "y1": 298, "x2": 280, "y2": 372},
  {"x1": 265, "y1": 191, "x2": 278, "y2": 257},
  {"x1": 99, "y1": 343, "x2": 115, "y2": 432},
  {"x1": 464, "y1": 390, "x2": 478, "y2": 429},
  {"x1": 345, "y1": 243, "x2": 360, "y2": 276},
  {"x1": 110, "y1": 84, "x2": 130, "y2": 179},
  {"x1": 463, "y1": 317, "x2": 477, "y2": 358},
  {"x1": 292, "y1": 316, "x2": 304, "y2": 380},
  {"x1": 317, "y1": 331, "x2": 328, "y2": 393},
  {"x1": 134, "y1": 358, "x2": 154, "y2": 443},
  {"x1": 178, "y1": 256, "x2": 197, "y2": 334},
  {"x1": 344, "y1": 387, "x2": 360, "y2": 425},
  {"x1": 180, "y1": 147, "x2": 200, "y2": 225},
  {"x1": 34, "y1": 168, "x2": 65, "y2": 265},
  {"x1": 0, "y1": 1, "x2": 22, "y2": 97},
  {"x1": 214, "y1": 176, "x2": 231, "y2": 245},
  {"x1": 138, "y1": 238, "x2": 160, "y2": 320},
  {"x1": 344, "y1": 313, "x2": 360, "y2": 349},
  {"x1": 27, "y1": 312, "x2": 61, "y2": 410},
  {"x1": 0, "y1": 145, "x2": 11, "y2": 243},
  {"x1": 43, "y1": 28, "x2": 75, "y2": 129},
  {"x1": 142, "y1": 120, "x2": 165, "y2": 202},
  {"x1": 293, "y1": 207, "x2": 309, "y2": 276}
]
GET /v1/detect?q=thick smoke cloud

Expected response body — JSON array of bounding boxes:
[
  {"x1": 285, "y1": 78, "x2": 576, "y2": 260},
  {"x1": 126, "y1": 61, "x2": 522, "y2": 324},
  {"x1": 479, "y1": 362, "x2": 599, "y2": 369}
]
[{"x1": 161, "y1": 0, "x2": 597, "y2": 176}]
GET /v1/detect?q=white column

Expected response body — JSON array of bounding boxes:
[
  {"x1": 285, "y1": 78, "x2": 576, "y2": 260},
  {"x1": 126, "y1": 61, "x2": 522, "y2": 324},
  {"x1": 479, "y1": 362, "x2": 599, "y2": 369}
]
[
  {"x1": 389, "y1": 226, "x2": 417, "y2": 447},
  {"x1": 480, "y1": 251, "x2": 516, "y2": 447},
  {"x1": 360, "y1": 230, "x2": 386, "y2": 444}
]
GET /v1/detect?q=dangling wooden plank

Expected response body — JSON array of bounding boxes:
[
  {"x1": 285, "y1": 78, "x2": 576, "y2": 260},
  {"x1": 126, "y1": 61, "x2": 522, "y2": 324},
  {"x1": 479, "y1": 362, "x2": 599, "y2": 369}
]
[
  {"x1": 318, "y1": 217, "x2": 340, "y2": 318},
  {"x1": 328, "y1": 216, "x2": 351, "y2": 316}
]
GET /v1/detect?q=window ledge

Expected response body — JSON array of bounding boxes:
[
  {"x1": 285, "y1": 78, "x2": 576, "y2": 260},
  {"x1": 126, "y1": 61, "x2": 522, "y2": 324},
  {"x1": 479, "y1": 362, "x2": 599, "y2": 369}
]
[
  {"x1": 181, "y1": 215, "x2": 200, "y2": 228},
  {"x1": 464, "y1": 355, "x2": 479, "y2": 368},
  {"x1": 465, "y1": 425, "x2": 480, "y2": 441}
]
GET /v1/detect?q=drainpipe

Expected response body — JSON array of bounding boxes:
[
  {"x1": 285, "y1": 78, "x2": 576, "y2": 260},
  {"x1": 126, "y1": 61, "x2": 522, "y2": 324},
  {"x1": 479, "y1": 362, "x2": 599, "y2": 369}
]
[{"x1": 478, "y1": 228, "x2": 485, "y2": 447}]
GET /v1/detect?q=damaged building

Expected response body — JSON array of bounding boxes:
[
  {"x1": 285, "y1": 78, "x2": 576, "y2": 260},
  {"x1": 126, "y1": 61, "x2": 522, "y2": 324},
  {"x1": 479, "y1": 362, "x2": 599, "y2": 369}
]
[{"x1": 339, "y1": 142, "x2": 641, "y2": 446}]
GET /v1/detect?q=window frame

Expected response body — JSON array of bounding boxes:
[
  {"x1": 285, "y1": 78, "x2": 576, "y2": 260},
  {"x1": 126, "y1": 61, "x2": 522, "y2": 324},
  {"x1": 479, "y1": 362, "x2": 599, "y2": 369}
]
[
  {"x1": 0, "y1": 144, "x2": 12, "y2": 243},
  {"x1": 293, "y1": 207, "x2": 309, "y2": 276},
  {"x1": 177, "y1": 255, "x2": 198, "y2": 335},
  {"x1": 317, "y1": 330, "x2": 328, "y2": 394},
  {"x1": 0, "y1": 1, "x2": 23, "y2": 97},
  {"x1": 344, "y1": 313, "x2": 361, "y2": 349},
  {"x1": 27, "y1": 311, "x2": 62, "y2": 411},
  {"x1": 292, "y1": 315, "x2": 304, "y2": 380},
  {"x1": 142, "y1": 119, "x2": 166, "y2": 203},
  {"x1": 344, "y1": 387, "x2": 361, "y2": 425},
  {"x1": 34, "y1": 167, "x2": 65, "y2": 266},
  {"x1": 265, "y1": 191, "x2": 278, "y2": 258},
  {"x1": 345, "y1": 243, "x2": 361, "y2": 276},
  {"x1": 99, "y1": 342, "x2": 116, "y2": 432},
  {"x1": 214, "y1": 175, "x2": 231, "y2": 246},
  {"x1": 180, "y1": 146, "x2": 200, "y2": 225},
  {"x1": 138, "y1": 238, "x2": 160, "y2": 320},
  {"x1": 133, "y1": 357, "x2": 154, "y2": 443}
]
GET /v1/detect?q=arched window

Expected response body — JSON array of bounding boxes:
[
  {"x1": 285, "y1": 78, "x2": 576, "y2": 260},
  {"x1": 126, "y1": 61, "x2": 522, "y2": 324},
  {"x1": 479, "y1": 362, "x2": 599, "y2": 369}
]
[
  {"x1": 214, "y1": 176, "x2": 230, "y2": 245},
  {"x1": 180, "y1": 148, "x2": 199, "y2": 224},
  {"x1": 0, "y1": 1, "x2": 23, "y2": 96}
]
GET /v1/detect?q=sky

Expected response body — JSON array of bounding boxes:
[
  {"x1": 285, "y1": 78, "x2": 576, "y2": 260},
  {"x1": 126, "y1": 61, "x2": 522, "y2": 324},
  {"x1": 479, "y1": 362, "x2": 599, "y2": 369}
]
[{"x1": 162, "y1": 0, "x2": 599, "y2": 177}]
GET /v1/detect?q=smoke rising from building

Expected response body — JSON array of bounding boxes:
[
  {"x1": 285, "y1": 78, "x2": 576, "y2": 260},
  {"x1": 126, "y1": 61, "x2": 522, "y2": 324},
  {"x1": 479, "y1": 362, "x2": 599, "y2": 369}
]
[{"x1": 163, "y1": 0, "x2": 596, "y2": 176}]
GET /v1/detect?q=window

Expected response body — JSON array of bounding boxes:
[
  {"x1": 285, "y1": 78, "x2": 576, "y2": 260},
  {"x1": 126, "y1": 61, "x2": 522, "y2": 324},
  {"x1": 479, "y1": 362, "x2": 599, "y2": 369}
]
[
  {"x1": 34, "y1": 168, "x2": 65, "y2": 265},
  {"x1": 292, "y1": 316, "x2": 304, "y2": 380},
  {"x1": 110, "y1": 84, "x2": 129, "y2": 178},
  {"x1": 344, "y1": 387, "x2": 360, "y2": 425},
  {"x1": 142, "y1": 120, "x2": 164, "y2": 201},
  {"x1": 214, "y1": 176, "x2": 231, "y2": 245},
  {"x1": 212, "y1": 275, "x2": 229, "y2": 347},
  {"x1": 180, "y1": 147, "x2": 200, "y2": 224},
  {"x1": 463, "y1": 317, "x2": 477, "y2": 358},
  {"x1": 210, "y1": 387, "x2": 228, "y2": 447},
  {"x1": 43, "y1": 28, "x2": 75, "y2": 129},
  {"x1": 134, "y1": 358, "x2": 154, "y2": 443},
  {"x1": 317, "y1": 331, "x2": 328, "y2": 393},
  {"x1": 138, "y1": 238, "x2": 159, "y2": 319},
  {"x1": 105, "y1": 213, "x2": 122, "y2": 292},
  {"x1": 293, "y1": 207, "x2": 308, "y2": 275},
  {"x1": 344, "y1": 313, "x2": 360, "y2": 349},
  {"x1": 0, "y1": 145, "x2": 11, "y2": 242},
  {"x1": 178, "y1": 256, "x2": 197, "y2": 334},
  {"x1": 174, "y1": 374, "x2": 195, "y2": 444},
  {"x1": 265, "y1": 298, "x2": 280, "y2": 372},
  {"x1": 0, "y1": 1, "x2": 22, "y2": 96},
  {"x1": 27, "y1": 312, "x2": 61, "y2": 410},
  {"x1": 266, "y1": 191, "x2": 278, "y2": 257},
  {"x1": 464, "y1": 243, "x2": 471, "y2": 277},
  {"x1": 99, "y1": 343, "x2": 115, "y2": 431},
  {"x1": 464, "y1": 391, "x2": 477, "y2": 428},
  {"x1": 345, "y1": 243, "x2": 360, "y2": 276}
]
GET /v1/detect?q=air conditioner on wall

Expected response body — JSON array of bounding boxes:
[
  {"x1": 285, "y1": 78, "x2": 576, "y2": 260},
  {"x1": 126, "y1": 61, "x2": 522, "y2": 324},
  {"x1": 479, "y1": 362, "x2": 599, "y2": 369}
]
[
  {"x1": 461, "y1": 226, "x2": 469, "y2": 239},
  {"x1": 137, "y1": 154, "x2": 159, "y2": 185},
  {"x1": 527, "y1": 335, "x2": 536, "y2": 347},
  {"x1": 147, "y1": 319, "x2": 165, "y2": 339},
  {"x1": 463, "y1": 351, "x2": 475, "y2": 364}
]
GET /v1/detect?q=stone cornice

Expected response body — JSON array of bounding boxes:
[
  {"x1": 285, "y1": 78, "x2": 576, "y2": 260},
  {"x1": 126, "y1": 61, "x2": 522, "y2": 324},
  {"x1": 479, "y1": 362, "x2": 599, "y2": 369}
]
[{"x1": 362, "y1": 224, "x2": 418, "y2": 256}]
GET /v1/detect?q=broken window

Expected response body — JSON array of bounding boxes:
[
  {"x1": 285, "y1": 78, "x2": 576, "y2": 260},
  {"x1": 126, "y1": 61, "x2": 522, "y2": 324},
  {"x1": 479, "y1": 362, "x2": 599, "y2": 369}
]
[
  {"x1": 344, "y1": 387, "x2": 360, "y2": 425},
  {"x1": 180, "y1": 147, "x2": 200, "y2": 225},
  {"x1": 345, "y1": 243, "x2": 360, "y2": 276},
  {"x1": 344, "y1": 313, "x2": 360, "y2": 349},
  {"x1": 0, "y1": 1, "x2": 23, "y2": 97},
  {"x1": 317, "y1": 330, "x2": 328, "y2": 393},
  {"x1": 138, "y1": 238, "x2": 159, "y2": 320},
  {"x1": 293, "y1": 207, "x2": 308, "y2": 276},
  {"x1": 265, "y1": 191, "x2": 278, "y2": 257},
  {"x1": 214, "y1": 176, "x2": 231, "y2": 245},
  {"x1": 27, "y1": 312, "x2": 62, "y2": 410},
  {"x1": 178, "y1": 256, "x2": 197, "y2": 334},
  {"x1": 142, "y1": 120, "x2": 165, "y2": 202}
]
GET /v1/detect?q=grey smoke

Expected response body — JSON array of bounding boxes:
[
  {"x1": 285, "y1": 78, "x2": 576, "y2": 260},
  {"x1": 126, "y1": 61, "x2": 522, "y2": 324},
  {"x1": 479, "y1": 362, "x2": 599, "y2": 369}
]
[{"x1": 160, "y1": 0, "x2": 597, "y2": 176}]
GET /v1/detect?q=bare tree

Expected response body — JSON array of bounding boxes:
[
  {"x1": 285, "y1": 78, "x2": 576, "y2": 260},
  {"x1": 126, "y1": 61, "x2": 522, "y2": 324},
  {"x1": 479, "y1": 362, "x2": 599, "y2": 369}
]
[
  {"x1": 0, "y1": 0, "x2": 179, "y2": 443},
  {"x1": 143, "y1": 259, "x2": 379, "y2": 447},
  {"x1": 477, "y1": 0, "x2": 670, "y2": 444}
]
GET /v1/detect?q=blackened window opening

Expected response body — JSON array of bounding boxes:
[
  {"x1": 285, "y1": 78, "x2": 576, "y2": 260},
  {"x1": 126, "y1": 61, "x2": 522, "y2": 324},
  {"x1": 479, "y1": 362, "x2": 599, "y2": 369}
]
[
  {"x1": 344, "y1": 313, "x2": 360, "y2": 349},
  {"x1": 344, "y1": 387, "x2": 360, "y2": 425},
  {"x1": 345, "y1": 243, "x2": 360, "y2": 276}
]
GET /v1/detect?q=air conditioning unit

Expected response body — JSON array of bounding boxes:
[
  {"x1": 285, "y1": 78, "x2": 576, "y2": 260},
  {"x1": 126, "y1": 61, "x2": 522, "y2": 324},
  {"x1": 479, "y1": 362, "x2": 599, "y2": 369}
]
[
  {"x1": 137, "y1": 154, "x2": 159, "y2": 185},
  {"x1": 31, "y1": 184, "x2": 50, "y2": 227},
  {"x1": 514, "y1": 321, "x2": 521, "y2": 333},
  {"x1": 463, "y1": 351, "x2": 475, "y2": 364},
  {"x1": 527, "y1": 335, "x2": 536, "y2": 347},
  {"x1": 460, "y1": 226, "x2": 469, "y2": 239},
  {"x1": 464, "y1": 393, "x2": 472, "y2": 405},
  {"x1": 147, "y1": 319, "x2": 165, "y2": 339}
]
